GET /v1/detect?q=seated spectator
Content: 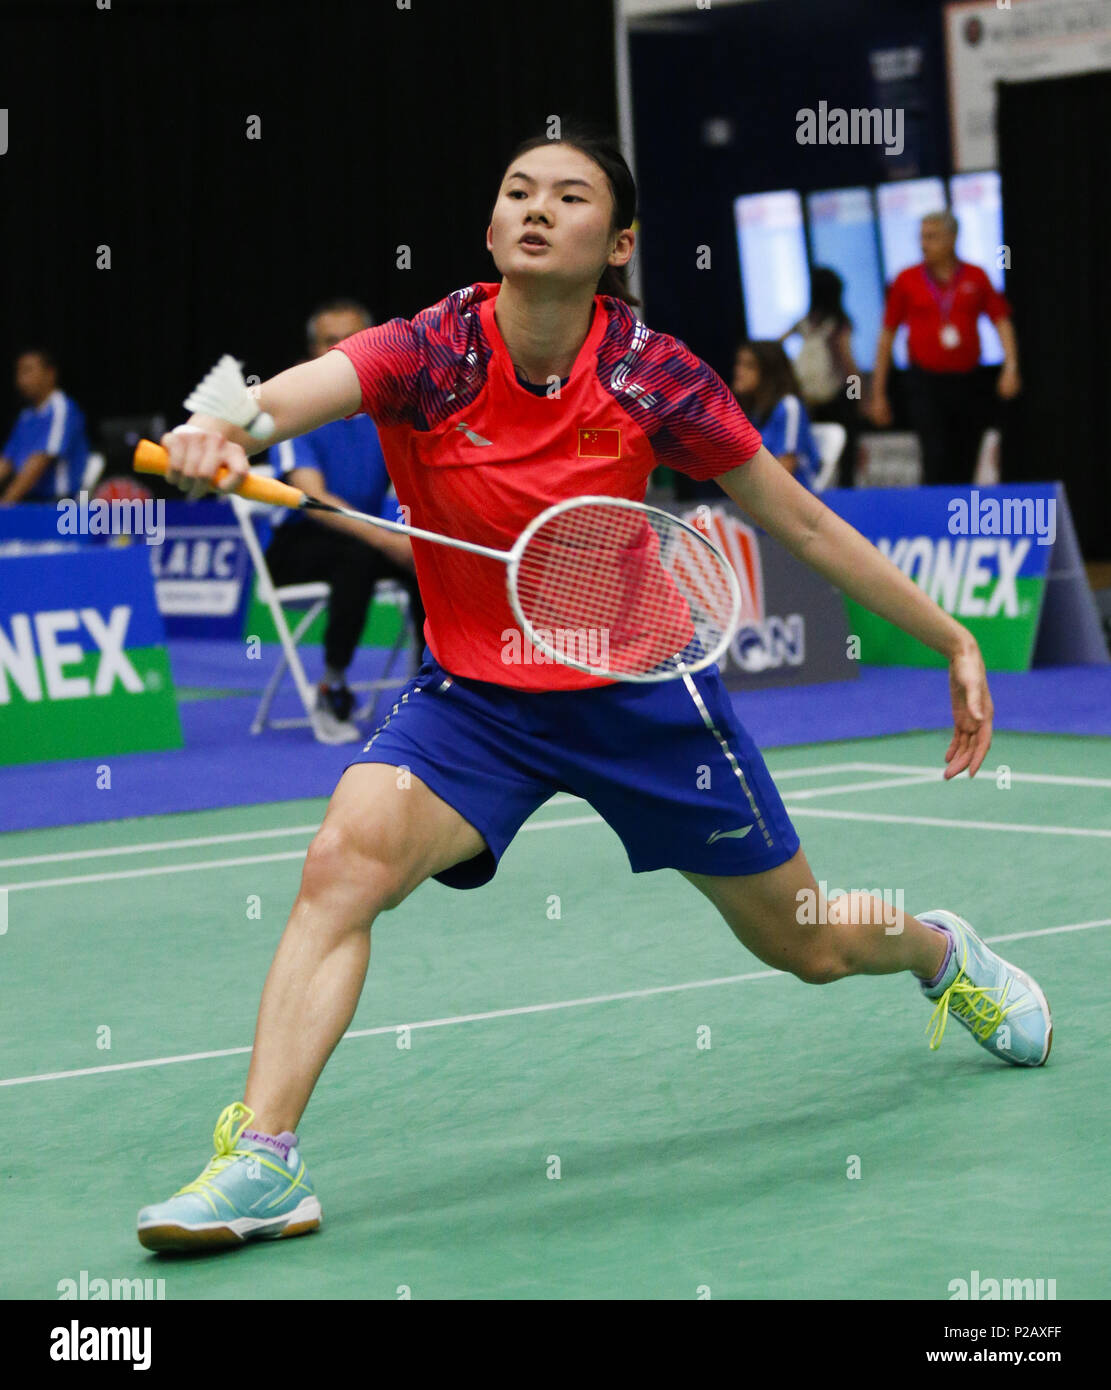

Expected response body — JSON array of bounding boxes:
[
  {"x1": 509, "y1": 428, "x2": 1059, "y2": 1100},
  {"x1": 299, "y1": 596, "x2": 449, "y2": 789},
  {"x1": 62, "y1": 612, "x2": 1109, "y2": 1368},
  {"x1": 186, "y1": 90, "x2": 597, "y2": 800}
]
[
  {"x1": 265, "y1": 299, "x2": 423, "y2": 745},
  {"x1": 0, "y1": 348, "x2": 89, "y2": 503},
  {"x1": 731, "y1": 340, "x2": 822, "y2": 491}
]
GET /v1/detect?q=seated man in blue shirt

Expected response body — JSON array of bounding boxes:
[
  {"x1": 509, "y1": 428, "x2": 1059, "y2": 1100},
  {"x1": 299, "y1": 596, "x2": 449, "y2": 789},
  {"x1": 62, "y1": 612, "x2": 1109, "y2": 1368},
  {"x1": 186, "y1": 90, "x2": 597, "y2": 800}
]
[
  {"x1": 264, "y1": 300, "x2": 423, "y2": 744},
  {"x1": 0, "y1": 348, "x2": 89, "y2": 503}
]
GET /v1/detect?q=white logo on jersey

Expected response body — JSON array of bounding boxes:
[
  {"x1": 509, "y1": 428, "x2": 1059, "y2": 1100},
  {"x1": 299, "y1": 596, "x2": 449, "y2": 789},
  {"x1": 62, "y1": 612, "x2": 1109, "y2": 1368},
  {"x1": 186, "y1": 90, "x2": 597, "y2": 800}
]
[{"x1": 455, "y1": 422, "x2": 492, "y2": 446}]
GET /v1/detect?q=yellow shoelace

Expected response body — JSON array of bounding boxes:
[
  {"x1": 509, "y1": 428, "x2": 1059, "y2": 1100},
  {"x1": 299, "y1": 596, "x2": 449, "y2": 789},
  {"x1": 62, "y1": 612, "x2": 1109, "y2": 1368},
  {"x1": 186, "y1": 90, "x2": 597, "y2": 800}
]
[
  {"x1": 172, "y1": 1101, "x2": 257, "y2": 1210},
  {"x1": 927, "y1": 971, "x2": 1015, "y2": 1050}
]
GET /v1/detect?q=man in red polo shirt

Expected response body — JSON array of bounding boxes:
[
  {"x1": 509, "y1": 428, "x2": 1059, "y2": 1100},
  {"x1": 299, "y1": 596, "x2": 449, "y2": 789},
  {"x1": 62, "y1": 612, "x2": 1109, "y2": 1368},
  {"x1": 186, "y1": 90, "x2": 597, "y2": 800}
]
[{"x1": 868, "y1": 211, "x2": 1021, "y2": 484}]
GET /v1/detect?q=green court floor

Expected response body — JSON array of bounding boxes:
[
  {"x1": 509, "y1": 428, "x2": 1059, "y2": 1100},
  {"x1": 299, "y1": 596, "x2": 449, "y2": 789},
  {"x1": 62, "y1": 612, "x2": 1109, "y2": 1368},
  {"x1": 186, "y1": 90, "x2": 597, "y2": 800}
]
[{"x1": 2, "y1": 730, "x2": 1108, "y2": 1300}]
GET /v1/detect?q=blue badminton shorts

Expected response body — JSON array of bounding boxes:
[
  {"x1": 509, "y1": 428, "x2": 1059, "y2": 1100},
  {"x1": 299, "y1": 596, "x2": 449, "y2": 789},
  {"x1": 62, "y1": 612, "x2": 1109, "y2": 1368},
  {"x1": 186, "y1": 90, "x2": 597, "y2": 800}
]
[{"x1": 348, "y1": 653, "x2": 801, "y2": 890}]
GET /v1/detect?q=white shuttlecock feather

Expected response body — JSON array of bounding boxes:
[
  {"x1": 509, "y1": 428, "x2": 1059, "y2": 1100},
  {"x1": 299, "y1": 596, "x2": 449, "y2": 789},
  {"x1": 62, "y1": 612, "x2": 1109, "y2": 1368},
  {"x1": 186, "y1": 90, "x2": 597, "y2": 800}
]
[{"x1": 184, "y1": 355, "x2": 275, "y2": 440}]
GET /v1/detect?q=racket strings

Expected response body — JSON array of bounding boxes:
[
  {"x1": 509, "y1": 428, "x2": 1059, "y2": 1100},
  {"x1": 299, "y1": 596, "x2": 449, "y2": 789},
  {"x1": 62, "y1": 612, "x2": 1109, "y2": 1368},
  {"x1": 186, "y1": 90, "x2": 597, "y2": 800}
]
[{"x1": 513, "y1": 502, "x2": 738, "y2": 678}]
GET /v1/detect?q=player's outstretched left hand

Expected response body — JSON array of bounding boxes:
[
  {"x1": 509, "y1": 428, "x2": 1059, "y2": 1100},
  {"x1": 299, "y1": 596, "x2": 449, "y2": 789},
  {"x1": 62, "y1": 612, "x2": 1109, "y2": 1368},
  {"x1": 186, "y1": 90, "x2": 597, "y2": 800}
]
[{"x1": 945, "y1": 639, "x2": 993, "y2": 780}]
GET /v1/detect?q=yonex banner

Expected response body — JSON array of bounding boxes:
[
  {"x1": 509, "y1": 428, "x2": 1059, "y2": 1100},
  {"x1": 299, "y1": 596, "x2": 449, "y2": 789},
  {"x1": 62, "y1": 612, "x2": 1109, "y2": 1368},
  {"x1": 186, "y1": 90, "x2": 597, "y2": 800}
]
[
  {"x1": 655, "y1": 496, "x2": 858, "y2": 690},
  {"x1": 820, "y1": 482, "x2": 1106, "y2": 670},
  {"x1": 0, "y1": 547, "x2": 183, "y2": 766}
]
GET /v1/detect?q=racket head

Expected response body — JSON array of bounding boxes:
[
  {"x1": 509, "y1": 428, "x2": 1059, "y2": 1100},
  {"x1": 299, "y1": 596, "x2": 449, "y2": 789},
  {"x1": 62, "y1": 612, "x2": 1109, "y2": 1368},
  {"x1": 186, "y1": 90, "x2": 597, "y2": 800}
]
[{"x1": 506, "y1": 495, "x2": 742, "y2": 683}]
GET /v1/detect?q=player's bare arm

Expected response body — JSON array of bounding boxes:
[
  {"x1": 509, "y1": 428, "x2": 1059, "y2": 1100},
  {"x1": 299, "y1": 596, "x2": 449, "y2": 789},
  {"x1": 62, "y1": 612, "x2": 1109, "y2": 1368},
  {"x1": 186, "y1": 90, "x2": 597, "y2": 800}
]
[
  {"x1": 717, "y1": 444, "x2": 992, "y2": 778},
  {"x1": 161, "y1": 350, "x2": 363, "y2": 496}
]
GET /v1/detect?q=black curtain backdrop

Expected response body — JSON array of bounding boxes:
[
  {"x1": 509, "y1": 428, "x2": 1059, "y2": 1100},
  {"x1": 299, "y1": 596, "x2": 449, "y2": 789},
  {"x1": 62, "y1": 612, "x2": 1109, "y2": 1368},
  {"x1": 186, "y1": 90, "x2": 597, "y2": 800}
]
[
  {"x1": 998, "y1": 72, "x2": 1111, "y2": 560},
  {"x1": 0, "y1": 0, "x2": 617, "y2": 437}
]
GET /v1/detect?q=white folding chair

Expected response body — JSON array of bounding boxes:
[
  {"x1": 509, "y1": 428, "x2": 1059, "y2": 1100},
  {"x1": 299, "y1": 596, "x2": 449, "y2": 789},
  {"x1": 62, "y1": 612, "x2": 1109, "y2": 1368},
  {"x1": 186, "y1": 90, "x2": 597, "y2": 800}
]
[
  {"x1": 809, "y1": 422, "x2": 848, "y2": 492},
  {"x1": 81, "y1": 452, "x2": 106, "y2": 493},
  {"x1": 231, "y1": 478, "x2": 417, "y2": 741}
]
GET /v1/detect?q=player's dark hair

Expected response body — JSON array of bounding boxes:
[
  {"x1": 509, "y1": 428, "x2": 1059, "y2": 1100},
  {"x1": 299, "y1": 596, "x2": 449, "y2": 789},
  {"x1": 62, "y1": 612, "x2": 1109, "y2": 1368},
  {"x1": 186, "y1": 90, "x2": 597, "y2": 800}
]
[
  {"x1": 305, "y1": 299, "x2": 374, "y2": 349},
  {"x1": 500, "y1": 124, "x2": 641, "y2": 308},
  {"x1": 733, "y1": 339, "x2": 802, "y2": 425},
  {"x1": 16, "y1": 346, "x2": 58, "y2": 373},
  {"x1": 807, "y1": 267, "x2": 851, "y2": 331}
]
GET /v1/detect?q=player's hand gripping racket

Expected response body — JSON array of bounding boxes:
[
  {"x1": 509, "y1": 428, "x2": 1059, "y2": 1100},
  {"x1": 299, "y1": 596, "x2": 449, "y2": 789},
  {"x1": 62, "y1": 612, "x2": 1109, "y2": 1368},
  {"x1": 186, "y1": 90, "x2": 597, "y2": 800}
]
[{"x1": 134, "y1": 439, "x2": 741, "y2": 683}]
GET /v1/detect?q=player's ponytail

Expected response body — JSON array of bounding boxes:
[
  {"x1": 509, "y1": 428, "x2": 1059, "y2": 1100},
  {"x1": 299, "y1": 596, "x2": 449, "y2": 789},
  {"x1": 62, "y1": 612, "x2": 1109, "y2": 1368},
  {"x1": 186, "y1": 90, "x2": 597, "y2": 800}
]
[
  {"x1": 501, "y1": 125, "x2": 642, "y2": 309},
  {"x1": 597, "y1": 258, "x2": 641, "y2": 309}
]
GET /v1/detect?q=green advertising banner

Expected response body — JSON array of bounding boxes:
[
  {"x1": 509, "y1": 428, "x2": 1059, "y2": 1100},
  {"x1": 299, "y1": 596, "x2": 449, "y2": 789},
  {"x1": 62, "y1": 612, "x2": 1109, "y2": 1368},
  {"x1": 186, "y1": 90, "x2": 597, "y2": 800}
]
[
  {"x1": 0, "y1": 548, "x2": 183, "y2": 766},
  {"x1": 820, "y1": 485, "x2": 1058, "y2": 670},
  {"x1": 242, "y1": 579, "x2": 406, "y2": 649}
]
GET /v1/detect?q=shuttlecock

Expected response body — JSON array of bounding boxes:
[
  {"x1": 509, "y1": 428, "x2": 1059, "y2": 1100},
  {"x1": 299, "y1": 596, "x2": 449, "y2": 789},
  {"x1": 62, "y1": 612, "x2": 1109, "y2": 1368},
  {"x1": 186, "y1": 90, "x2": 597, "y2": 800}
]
[{"x1": 184, "y1": 355, "x2": 276, "y2": 440}]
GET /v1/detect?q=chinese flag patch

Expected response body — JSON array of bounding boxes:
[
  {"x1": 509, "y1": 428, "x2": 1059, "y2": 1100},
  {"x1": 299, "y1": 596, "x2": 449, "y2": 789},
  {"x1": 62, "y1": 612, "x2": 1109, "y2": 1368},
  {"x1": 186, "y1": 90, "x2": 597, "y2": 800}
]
[{"x1": 578, "y1": 427, "x2": 622, "y2": 459}]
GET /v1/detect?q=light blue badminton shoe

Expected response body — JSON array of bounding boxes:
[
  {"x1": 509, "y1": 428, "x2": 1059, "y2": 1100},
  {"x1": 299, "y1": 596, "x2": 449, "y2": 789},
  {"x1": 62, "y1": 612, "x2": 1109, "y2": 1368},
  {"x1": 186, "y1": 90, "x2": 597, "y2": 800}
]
[
  {"x1": 917, "y1": 910, "x2": 1052, "y2": 1066},
  {"x1": 137, "y1": 1102, "x2": 322, "y2": 1251}
]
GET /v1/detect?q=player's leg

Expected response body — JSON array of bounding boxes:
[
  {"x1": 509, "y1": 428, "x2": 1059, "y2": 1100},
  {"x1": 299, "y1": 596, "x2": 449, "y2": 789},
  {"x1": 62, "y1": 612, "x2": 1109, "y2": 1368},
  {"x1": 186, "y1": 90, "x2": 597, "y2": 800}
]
[
  {"x1": 567, "y1": 665, "x2": 1051, "y2": 1071},
  {"x1": 136, "y1": 763, "x2": 486, "y2": 1251},
  {"x1": 684, "y1": 857, "x2": 1051, "y2": 1066},
  {"x1": 682, "y1": 851, "x2": 946, "y2": 983},
  {"x1": 243, "y1": 762, "x2": 485, "y2": 1136},
  {"x1": 138, "y1": 659, "x2": 558, "y2": 1250}
]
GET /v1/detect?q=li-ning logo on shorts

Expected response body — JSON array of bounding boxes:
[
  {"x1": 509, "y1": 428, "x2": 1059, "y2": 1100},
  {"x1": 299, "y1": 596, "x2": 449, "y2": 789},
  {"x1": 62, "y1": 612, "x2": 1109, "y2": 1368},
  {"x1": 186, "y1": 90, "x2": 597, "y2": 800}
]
[{"x1": 706, "y1": 825, "x2": 754, "y2": 845}]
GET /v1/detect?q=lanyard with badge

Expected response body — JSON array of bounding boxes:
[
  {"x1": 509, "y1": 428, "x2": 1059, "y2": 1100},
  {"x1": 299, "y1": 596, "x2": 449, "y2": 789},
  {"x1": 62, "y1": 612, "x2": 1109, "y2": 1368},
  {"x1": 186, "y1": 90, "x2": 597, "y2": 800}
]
[{"x1": 926, "y1": 267, "x2": 962, "y2": 350}]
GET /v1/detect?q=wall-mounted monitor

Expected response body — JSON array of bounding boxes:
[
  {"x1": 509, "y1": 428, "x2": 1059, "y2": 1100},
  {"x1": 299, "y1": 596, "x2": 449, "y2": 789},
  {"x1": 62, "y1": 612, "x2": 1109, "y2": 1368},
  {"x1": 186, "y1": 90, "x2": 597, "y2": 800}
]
[
  {"x1": 734, "y1": 190, "x2": 809, "y2": 344},
  {"x1": 805, "y1": 187, "x2": 885, "y2": 372}
]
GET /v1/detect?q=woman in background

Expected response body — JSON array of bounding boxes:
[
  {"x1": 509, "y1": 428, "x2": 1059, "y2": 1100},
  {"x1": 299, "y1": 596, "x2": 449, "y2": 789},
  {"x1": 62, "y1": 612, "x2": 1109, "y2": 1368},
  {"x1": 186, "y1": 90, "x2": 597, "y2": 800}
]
[
  {"x1": 732, "y1": 339, "x2": 823, "y2": 491},
  {"x1": 782, "y1": 266, "x2": 861, "y2": 486}
]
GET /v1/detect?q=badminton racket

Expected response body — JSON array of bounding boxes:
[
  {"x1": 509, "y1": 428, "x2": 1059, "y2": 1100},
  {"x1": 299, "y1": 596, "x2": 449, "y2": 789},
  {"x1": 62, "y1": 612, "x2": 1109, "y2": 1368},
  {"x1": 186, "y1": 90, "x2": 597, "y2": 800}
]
[{"x1": 134, "y1": 439, "x2": 741, "y2": 683}]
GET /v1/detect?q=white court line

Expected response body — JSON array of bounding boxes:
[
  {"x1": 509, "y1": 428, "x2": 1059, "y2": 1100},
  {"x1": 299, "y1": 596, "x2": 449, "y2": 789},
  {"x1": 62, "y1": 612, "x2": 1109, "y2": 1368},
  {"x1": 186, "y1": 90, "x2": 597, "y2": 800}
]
[
  {"x1": 0, "y1": 824, "x2": 320, "y2": 870},
  {"x1": 763, "y1": 762, "x2": 868, "y2": 780},
  {"x1": 0, "y1": 762, "x2": 856, "y2": 872},
  {"x1": 849, "y1": 761, "x2": 1111, "y2": 790},
  {"x1": 784, "y1": 807, "x2": 1111, "y2": 839},
  {"x1": 0, "y1": 761, "x2": 855, "y2": 877},
  {"x1": 990, "y1": 918, "x2": 1111, "y2": 944},
  {"x1": 0, "y1": 790, "x2": 590, "y2": 871},
  {"x1": 0, "y1": 814, "x2": 606, "y2": 893},
  {"x1": 2, "y1": 917, "x2": 1107, "y2": 1090},
  {"x1": 783, "y1": 774, "x2": 938, "y2": 800},
  {"x1": 1, "y1": 758, "x2": 1103, "y2": 873},
  {"x1": 5, "y1": 790, "x2": 1110, "y2": 891}
]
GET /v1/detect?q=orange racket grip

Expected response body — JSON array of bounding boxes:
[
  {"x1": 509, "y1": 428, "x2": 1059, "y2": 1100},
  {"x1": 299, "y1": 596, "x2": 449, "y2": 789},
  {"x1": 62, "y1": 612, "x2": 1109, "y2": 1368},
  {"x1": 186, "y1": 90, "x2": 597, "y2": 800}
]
[{"x1": 133, "y1": 439, "x2": 306, "y2": 508}]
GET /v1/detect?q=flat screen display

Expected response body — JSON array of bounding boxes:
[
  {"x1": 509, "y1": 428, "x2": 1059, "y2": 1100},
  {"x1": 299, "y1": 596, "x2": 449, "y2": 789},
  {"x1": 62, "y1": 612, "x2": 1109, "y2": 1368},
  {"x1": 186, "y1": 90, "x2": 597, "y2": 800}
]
[{"x1": 805, "y1": 187, "x2": 885, "y2": 372}]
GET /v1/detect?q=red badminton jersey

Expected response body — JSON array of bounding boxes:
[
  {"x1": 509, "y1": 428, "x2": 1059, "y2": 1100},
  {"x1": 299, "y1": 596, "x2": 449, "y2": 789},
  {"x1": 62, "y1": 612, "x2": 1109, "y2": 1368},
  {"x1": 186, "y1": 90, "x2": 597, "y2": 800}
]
[{"x1": 331, "y1": 281, "x2": 762, "y2": 690}]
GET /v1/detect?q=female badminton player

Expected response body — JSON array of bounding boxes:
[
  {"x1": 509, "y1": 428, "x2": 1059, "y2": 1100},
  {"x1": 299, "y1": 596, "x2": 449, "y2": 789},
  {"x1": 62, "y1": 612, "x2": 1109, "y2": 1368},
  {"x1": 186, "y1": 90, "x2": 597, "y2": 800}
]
[{"x1": 136, "y1": 130, "x2": 1052, "y2": 1251}]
